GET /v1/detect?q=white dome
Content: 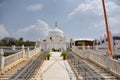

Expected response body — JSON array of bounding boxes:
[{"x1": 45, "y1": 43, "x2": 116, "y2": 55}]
[{"x1": 48, "y1": 27, "x2": 64, "y2": 37}]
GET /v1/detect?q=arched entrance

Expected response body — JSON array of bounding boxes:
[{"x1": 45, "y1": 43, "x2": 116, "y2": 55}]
[{"x1": 51, "y1": 48, "x2": 62, "y2": 52}]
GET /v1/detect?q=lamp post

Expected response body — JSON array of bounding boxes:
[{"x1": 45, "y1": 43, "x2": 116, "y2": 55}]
[{"x1": 102, "y1": 0, "x2": 113, "y2": 57}]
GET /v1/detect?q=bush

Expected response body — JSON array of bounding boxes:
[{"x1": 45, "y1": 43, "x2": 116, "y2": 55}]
[
  {"x1": 61, "y1": 52, "x2": 68, "y2": 60},
  {"x1": 45, "y1": 52, "x2": 51, "y2": 60}
]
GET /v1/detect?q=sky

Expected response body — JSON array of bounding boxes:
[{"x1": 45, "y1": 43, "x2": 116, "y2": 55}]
[{"x1": 0, "y1": 0, "x2": 120, "y2": 41}]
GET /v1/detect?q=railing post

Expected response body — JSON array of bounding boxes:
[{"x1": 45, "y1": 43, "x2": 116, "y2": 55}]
[
  {"x1": 22, "y1": 45, "x2": 25, "y2": 58},
  {"x1": 113, "y1": 45, "x2": 117, "y2": 52},
  {"x1": 0, "y1": 49, "x2": 4, "y2": 70},
  {"x1": 95, "y1": 45, "x2": 98, "y2": 51},
  {"x1": 27, "y1": 47, "x2": 30, "y2": 59},
  {"x1": 106, "y1": 56, "x2": 110, "y2": 71},
  {"x1": 105, "y1": 49, "x2": 111, "y2": 71},
  {"x1": 34, "y1": 46, "x2": 36, "y2": 49},
  {"x1": 106, "y1": 49, "x2": 110, "y2": 56},
  {"x1": 11, "y1": 45, "x2": 16, "y2": 51}
]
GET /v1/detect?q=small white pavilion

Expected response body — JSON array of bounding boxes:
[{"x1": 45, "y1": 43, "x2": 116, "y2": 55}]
[
  {"x1": 47, "y1": 22, "x2": 66, "y2": 51},
  {"x1": 41, "y1": 22, "x2": 66, "y2": 51}
]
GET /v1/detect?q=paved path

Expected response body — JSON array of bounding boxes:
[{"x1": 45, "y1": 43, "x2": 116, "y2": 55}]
[{"x1": 38, "y1": 52, "x2": 76, "y2": 80}]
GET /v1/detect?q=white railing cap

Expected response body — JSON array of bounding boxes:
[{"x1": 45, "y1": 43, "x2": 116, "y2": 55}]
[{"x1": 0, "y1": 49, "x2": 4, "y2": 55}]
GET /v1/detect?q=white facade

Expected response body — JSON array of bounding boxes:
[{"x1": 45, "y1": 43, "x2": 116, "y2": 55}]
[
  {"x1": 94, "y1": 33, "x2": 120, "y2": 46},
  {"x1": 41, "y1": 22, "x2": 66, "y2": 51}
]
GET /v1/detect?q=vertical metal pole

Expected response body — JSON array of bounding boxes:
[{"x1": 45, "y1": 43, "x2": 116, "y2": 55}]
[{"x1": 102, "y1": 0, "x2": 113, "y2": 57}]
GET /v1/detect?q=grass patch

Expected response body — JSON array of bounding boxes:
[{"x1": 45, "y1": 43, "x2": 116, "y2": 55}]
[{"x1": 4, "y1": 52, "x2": 15, "y2": 57}]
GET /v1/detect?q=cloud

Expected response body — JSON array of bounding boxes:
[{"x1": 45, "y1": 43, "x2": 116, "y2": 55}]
[
  {"x1": 26, "y1": 3, "x2": 43, "y2": 12},
  {"x1": 0, "y1": 24, "x2": 9, "y2": 39},
  {"x1": 68, "y1": 0, "x2": 120, "y2": 17},
  {"x1": 16, "y1": 20, "x2": 50, "y2": 40},
  {"x1": 68, "y1": 0, "x2": 120, "y2": 37},
  {"x1": 68, "y1": 0, "x2": 103, "y2": 19}
]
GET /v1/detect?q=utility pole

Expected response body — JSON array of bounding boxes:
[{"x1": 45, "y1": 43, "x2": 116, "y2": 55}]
[{"x1": 102, "y1": 0, "x2": 113, "y2": 57}]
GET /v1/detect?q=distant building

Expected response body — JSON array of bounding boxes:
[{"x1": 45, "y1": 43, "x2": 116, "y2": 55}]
[
  {"x1": 70, "y1": 38, "x2": 94, "y2": 48},
  {"x1": 94, "y1": 33, "x2": 120, "y2": 46}
]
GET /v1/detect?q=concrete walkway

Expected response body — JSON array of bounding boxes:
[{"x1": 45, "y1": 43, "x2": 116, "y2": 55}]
[{"x1": 38, "y1": 52, "x2": 76, "y2": 80}]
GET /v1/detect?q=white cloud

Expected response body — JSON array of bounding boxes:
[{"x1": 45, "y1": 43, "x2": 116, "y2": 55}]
[
  {"x1": 26, "y1": 3, "x2": 43, "y2": 12},
  {"x1": 68, "y1": 0, "x2": 120, "y2": 37},
  {"x1": 68, "y1": 0, "x2": 120, "y2": 18},
  {"x1": 16, "y1": 20, "x2": 50, "y2": 40},
  {"x1": 68, "y1": 0, "x2": 103, "y2": 18},
  {"x1": 0, "y1": 24, "x2": 9, "y2": 39}
]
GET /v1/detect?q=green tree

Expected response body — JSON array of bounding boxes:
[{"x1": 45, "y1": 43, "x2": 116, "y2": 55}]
[
  {"x1": 24, "y1": 40, "x2": 35, "y2": 46},
  {"x1": 0, "y1": 37, "x2": 35, "y2": 46},
  {"x1": 0, "y1": 37, "x2": 16, "y2": 46},
  {"x1": 15, "y1": 37, "x2": 24, "y2": 46}
]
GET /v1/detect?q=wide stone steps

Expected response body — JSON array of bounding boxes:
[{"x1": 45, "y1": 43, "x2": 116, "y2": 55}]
[
  {"x1": 68, "y1": 52, "x2": 104, "y2": 80},
  {"x1": 0, "y1": 60, "x2": 29, "y2": 80},
  {"x1": 10, "y1": 52, "x2": 44, "y2": 80},
  {"x1": 68, "y1": 51, "x2": 119, "y2": 80},
  {"x1": 0, "y1": 53, "x2": 40, "y2": 80},
  {"x1": 83, "y1": 60, "x2": 118, "y2": 80}
]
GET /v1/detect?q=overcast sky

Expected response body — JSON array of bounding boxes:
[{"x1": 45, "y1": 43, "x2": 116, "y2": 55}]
[{"x1": 0, "y1": 0, "x2": 120, "y2": 41}]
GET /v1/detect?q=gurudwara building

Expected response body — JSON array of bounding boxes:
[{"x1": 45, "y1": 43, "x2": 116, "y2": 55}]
[{"x1": 41, "y1": 22, "x2": 66, "y2": 51}]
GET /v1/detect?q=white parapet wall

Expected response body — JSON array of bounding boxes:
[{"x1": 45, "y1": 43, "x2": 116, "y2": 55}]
[
  {"x1": 0, "y1": 46, "x2": 35, "y2": 53},
  {"x1": 4, "y1": 51, "x2": 23, "y2": 66},
  {"x1": 0, "y1": 47, "x2": 41, "y2": 74},
  {"x1": 72, "y1": 47, "x2": 120, "y2": 78},
  {"x1": 26, "y1": 47, "x2": 41, "y2": 59}
]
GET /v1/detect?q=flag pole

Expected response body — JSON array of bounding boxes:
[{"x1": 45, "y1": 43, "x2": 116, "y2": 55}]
[{"x1": 102, "y1": 0, "x2": 113, "y2": 57}]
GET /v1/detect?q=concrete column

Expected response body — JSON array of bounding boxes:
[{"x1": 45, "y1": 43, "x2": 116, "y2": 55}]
[
  {"x1": 34, "y1": 46, "x2": 36, "y2": 49},
  {"x1": 27, "y1": 47, "x2": 30, "y2": 58},
  {"x1": 113, "y1": 45, "x2": 117, "y2": 52},
  {"x1": 106, "y1": 49, "x2": 110, "y2": 56},
  {"x1": 11, "y1": 45, "x2": 16, "y2": 51},
  {"x1": 22, "y1": 45, "x2": 25, "y2": 58},
  {"x1": 106, "y1": 56, "x2": 110, "y2": 71},
  {"x1": 0, "y1": 49, "x2": 4, "y2": 70},
  {"x1": 35, "y1": 47, "x2": 37, "y2": 54},
  {"x1": 95, "y1": 46, "x2": 98, "y2": 50}
]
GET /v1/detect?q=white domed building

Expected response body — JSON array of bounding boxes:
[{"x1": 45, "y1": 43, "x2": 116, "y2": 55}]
[{"x1": 42, "y1": 22, "x2": 66, "y2": 51}]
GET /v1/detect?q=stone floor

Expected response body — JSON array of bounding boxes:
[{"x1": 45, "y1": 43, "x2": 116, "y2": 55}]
[{"x1": 38, "y1": 52, "x2": 76, "y2": 80}]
